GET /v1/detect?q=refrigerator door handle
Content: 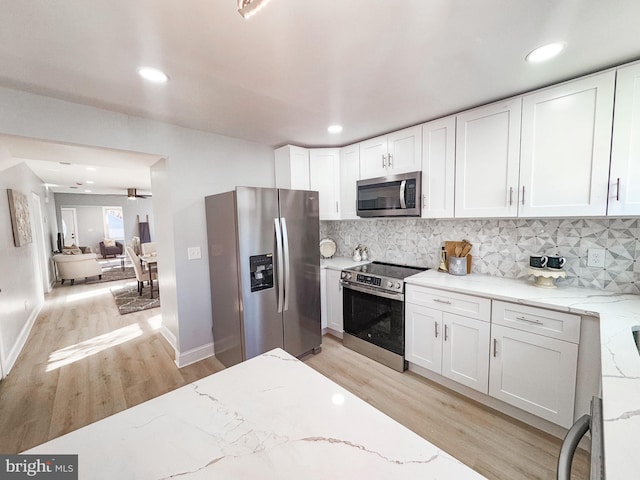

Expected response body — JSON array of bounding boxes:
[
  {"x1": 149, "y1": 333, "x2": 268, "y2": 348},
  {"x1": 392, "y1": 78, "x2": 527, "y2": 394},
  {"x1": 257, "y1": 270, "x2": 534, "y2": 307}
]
[
  {"x1": 274, "y1": 218, "x2": 284, "y2": 313},
  {"x1": 281, "y1": 217, "x2": 291, "y2": 312}
]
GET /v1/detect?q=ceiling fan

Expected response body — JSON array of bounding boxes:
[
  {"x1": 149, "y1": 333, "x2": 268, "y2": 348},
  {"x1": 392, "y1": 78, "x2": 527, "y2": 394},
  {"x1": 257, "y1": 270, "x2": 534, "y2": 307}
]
[{"x1": 127, "y1": 188, "x2": 151, "y2": 199}]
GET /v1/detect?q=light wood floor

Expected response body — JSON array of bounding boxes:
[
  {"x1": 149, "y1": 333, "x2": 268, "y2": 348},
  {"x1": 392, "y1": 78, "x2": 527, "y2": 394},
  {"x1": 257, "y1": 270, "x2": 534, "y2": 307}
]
[{"x1": 0, "y1": 279, "x2": 589, "y2": 479}]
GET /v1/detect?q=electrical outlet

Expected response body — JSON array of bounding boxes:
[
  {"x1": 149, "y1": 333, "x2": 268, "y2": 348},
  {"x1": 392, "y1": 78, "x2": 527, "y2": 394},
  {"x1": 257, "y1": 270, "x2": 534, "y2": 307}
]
[
  {"x1": 587, "y1": 248, "x2": 606, "y2": 268},
  {"x1": 345, "y1": 235, "x2": 351, "y2": 246},
  {"x1": 187, "y1": 246, "x2": 201, "y2": 260}
]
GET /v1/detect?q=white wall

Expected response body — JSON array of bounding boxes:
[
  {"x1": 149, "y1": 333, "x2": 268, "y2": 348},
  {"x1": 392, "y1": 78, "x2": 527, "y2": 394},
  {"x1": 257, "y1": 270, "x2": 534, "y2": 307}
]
[
  {"x1": 0, "y1": 86, "x2": 275, "y2": 364},
  {"x1": 0, "y1": 162, "x2": 56, "y2": 374}
]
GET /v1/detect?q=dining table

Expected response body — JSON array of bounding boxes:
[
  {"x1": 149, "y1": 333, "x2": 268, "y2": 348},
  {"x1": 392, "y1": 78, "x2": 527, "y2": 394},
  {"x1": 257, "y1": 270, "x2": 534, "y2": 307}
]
[{"x1": 138, "y1": 253, "x2": 158, "y2": 299}]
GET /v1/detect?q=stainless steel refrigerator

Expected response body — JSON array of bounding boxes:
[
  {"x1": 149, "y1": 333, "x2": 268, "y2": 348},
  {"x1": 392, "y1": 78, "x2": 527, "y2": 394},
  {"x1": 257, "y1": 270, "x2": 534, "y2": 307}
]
[{"x1": 205, "y1": 187, "x2": 321, "y2": 367}]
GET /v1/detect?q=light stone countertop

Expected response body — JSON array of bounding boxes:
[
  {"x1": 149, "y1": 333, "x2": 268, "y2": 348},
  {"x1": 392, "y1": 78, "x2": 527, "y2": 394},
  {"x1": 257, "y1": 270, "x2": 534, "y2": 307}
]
[
  {"x1": 26, "y1": 349, "x2": 486, "y2": 480},
  {"x1": 321, "y1": 256, "x2": 370, "y2": 270},
  {"x1": 405, "y1": 269, "x2": 640, "y2": 480}
]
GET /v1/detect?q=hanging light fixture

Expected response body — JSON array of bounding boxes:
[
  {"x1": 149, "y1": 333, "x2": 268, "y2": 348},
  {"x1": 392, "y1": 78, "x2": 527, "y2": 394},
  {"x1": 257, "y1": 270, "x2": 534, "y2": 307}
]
[{"x1": 238, "y1": 0, "x2": 272, "y2": 18}]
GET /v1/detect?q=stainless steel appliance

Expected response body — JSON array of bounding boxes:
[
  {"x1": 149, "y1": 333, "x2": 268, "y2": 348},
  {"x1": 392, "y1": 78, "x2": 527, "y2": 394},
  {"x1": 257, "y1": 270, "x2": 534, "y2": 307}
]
[
  {"x1": 205, "y1": 187, "x2": 321, "y2": 367},
  {"x1": 557, "y1": 396, "x2": 604, "y2": 480},
  {"x1": 356, "y1": 171, "x2": 422, "y2": 217},
  {"x1": 341, "y1": 261, "x2": 427, "y2": 371}
]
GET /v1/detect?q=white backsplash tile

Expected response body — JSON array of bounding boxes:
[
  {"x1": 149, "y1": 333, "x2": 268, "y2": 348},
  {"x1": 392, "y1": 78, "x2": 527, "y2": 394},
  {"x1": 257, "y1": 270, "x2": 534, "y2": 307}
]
[{"x1": 320, "y1": 217, "x2": 640, "y2": 294}]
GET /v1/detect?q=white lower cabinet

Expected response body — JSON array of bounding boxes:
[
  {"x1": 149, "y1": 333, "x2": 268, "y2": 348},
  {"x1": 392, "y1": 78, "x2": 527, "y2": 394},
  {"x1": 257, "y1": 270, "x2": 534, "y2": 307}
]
[
  {"x1": 405, "y1": 286, "x2": 581, "y2": 428},
  {"x1": 489, "y1": 324, "x2": 578, "y2": 428},
  {"x1": 489, "y1": 300, "x2": 580, "y2": 428},
  {"x1": 405, "y1": 289, "x2": 490, "y2": 394},
  {"x1": 325, "y1": 269, "x2": 344, "y2": 334}
]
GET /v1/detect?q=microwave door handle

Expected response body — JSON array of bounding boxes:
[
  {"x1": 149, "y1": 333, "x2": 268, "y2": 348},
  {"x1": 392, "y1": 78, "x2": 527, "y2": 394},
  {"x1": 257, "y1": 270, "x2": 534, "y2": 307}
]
[{"x1": 399, "y1": 180, "x2": 407, "y2": 209}]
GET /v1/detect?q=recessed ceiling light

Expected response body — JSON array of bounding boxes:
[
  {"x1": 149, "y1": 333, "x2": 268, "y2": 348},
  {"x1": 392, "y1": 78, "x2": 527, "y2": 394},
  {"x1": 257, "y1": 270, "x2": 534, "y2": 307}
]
[
  {"x1": 86, "y1": 180, "x2": 95, "y2": 184},
  {"x1": 138, "y1": 67, "x2": 169, "y2": 83},
  {"x1": 86, "y1": 167, "x2": 96, "y2": 171},
  {"x1": 328, "y1": 125, "x2": 343, "y2": 134},
  {"x1": 526, "y1": 42, "x2": 565, "y2": 63},
  {"x1": 84, "y1": 189, "x2": 92, "y2": 193}
]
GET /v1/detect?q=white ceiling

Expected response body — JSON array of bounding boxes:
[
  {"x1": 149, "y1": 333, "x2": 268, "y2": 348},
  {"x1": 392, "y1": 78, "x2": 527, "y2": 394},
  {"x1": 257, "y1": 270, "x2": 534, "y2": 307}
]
[{"x1": 1, "y1": 0, "x2": 640, "y2": 193}]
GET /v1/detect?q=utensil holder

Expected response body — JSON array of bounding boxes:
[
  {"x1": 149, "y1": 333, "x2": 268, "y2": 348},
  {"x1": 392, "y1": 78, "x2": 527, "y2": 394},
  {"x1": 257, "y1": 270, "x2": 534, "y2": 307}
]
[{"x1": 449, "y1": 256, "x2": 467, "y2": 276}]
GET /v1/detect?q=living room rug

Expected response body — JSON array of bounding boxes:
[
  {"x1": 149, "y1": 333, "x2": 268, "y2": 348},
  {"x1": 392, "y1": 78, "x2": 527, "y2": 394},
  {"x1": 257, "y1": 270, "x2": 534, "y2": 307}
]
[
  {"x1": 86, "y1": 266, "x2": 136, "y2": 284},
  {"x1": 111, "y1": 282, "x2": 160, "y2": 315}
]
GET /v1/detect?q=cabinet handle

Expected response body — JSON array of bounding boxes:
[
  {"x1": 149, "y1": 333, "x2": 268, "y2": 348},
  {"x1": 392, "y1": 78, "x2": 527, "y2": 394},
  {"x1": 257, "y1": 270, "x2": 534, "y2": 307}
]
[
  {"x1": 433, "y1": 298, "x2": 451, "y2": 305},
  {"x1": 616, "y1": 177, "x2": 620, "y2": 201},
  {"x1": 493, "y1": 338, "x2": 497, "y2": 357},
  {"x1": 444, "y1": 324, "x2": 449, "y2": 341},
  {"x1": 521, "y1": 185, "x2": 525, "y2": 205},
  {"x1": 434, "y1": 322, "x2": 439, "y2": 338},
  {"x1": 336, "y1": 201, "x2": 339, "y2": 213},
  {"x1": 388, "y1": 153, "x2": 393, "y2": 168},
  {"x1": 382, "y1": 154, "x2": 387, "y2": 168},
  {"x1": 509, "y1": 187, "x2": 513, "y2": 206},
  {"x1": 516, "y1": 315, "x2": 544, "y2": 325},
  {"x1": 423, "y1": 194, "x2": 427, "y2": 208}
]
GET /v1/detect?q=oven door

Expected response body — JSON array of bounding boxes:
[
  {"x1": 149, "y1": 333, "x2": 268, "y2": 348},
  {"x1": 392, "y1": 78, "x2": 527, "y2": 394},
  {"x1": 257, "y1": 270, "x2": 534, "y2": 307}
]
[{"x1": 342, "y1": 282, "x2": 405, "y2": 355}]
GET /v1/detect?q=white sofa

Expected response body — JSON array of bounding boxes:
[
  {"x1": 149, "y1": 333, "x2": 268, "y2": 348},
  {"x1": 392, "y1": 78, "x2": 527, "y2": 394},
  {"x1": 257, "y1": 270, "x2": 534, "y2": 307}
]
[{"x1": 53, "y1": 253, "x2": 103, "y2": 285}]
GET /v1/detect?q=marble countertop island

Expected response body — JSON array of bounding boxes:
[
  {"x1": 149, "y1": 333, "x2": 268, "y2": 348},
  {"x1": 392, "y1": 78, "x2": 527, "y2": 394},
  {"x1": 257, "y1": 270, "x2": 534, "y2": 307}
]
[
  {"x1": 26, "y1": 349, "x2": 485, "y2": 479},
  {"x1": 406, "y1": 270, "x2": 640, "y2": 480}
]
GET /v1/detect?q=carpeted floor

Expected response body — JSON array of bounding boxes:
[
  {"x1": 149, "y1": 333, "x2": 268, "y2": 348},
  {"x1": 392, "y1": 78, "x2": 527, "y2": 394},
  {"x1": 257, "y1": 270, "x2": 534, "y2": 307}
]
[
  {"x1": 111, "y1": 282, "x2": 160, "y2": 315},
  {"x1": 86, "y1": 266, "x2": 136, "y2": 284}
]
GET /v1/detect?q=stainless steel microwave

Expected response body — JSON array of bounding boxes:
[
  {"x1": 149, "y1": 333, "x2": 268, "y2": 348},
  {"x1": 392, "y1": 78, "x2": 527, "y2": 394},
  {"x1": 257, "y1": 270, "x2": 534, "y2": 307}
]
[{"x1": 356, "y1": 171, "x2": 422, "y2": 217}]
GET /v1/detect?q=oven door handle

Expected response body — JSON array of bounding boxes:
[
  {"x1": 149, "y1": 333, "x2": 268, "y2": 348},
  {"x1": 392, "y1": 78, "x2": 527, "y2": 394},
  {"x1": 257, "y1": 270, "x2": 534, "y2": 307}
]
[{"x1": 341, "y1": 281, "x2": 404, "y2": 301}]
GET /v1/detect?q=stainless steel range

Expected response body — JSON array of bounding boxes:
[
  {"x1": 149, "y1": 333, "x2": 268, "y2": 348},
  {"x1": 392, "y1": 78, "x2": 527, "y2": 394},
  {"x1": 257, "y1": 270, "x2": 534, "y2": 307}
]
[{"x1": 340, "y1": 261, "x2": 427, "y2": 372}]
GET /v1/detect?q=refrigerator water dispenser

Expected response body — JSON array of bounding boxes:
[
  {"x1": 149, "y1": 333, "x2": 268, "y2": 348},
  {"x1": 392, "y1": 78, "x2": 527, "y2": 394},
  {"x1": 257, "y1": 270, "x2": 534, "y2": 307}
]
[{"x1": 250, "y1": 254, "x2": 274, "y2": 292}]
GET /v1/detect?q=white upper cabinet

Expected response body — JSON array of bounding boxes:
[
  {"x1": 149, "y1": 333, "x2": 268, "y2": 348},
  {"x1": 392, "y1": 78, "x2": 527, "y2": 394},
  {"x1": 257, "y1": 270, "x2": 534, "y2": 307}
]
[
  {"x1": 519, "y1": 71, "x2": 615, "y2": 217},
  {"x1": 309, "y1": 148, "x2": 340, "y2": 220},
  {"x1": 454, "y1": 99, "x2": 522, "y2": 218},
  {"x1": 359, "y1": 125, "x2": 422, "y2": 179},
  {"x1": 609, "y1": 62, "x2": 640, "y2": 215},
  {"x1": 421, "y1": 116, "x2": 455, "y2": 218},
  {"x1": 274, "y1": 145, "x2": 310, "y2": 190},
  {"x1": 339, "y1": 143, "x2": 360, "y2": 220}
]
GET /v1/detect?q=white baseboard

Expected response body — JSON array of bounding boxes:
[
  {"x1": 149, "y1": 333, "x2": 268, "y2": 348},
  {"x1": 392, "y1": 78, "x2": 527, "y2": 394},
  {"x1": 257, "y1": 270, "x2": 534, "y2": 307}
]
[
  {"x1": 3, "y1": 298, "x2": 44, "y2": 377},
  {"x1": 159, "y1": 325, "x2": 177, "y2": 351},
  {"x1": 175, "y1": 342, "x2": 215, "y2": 368}
]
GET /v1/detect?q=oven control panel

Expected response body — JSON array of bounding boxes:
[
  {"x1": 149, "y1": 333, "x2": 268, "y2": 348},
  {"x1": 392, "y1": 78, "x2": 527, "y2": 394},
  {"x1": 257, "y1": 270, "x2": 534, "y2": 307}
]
[
  {"x1": 341, "y1": 270, "x2": 403, "y2": 293},
  {"x1": 356, "y1": 274, "x2": 381, "y2": 287}
]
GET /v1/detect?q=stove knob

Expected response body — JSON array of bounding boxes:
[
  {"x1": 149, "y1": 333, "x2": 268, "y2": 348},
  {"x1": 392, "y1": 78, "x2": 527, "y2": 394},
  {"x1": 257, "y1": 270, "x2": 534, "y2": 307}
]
[
  {"x1": 342, "y1": 272, "x2": 351, "y2": 280},
  {"x1": 386, "y1": 281, "x2": 393, "y2": 288},
  {"x1": 395, "y1": 282, "x2": 402, "y2": 289}
]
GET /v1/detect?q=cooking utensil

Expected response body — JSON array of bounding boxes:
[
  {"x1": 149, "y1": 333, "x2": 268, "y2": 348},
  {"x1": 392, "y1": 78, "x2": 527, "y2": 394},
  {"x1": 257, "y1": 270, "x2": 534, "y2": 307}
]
[
  {"x1": 461, "y1": 242, "x2": 472, "y2": 257},
  {"x1": 455, "y1": 245, "x2": 462, "y2": 256}
]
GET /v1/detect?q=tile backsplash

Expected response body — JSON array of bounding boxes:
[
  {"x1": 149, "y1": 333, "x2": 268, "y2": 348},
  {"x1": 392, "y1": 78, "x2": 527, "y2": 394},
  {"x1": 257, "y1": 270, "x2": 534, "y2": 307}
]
[{"x1": 321, "y1": 217, "x2": 640, "y2": 294}]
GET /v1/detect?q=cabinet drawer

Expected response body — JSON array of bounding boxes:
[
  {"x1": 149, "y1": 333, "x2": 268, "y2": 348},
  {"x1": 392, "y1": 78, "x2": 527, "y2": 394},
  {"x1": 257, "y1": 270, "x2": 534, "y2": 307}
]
[
  {"x1": 492, "y1": 300, "x2": 581, "y2": 343},
  {"x1": 405, "y1": 285, "x2": 491, "y2": 321}
]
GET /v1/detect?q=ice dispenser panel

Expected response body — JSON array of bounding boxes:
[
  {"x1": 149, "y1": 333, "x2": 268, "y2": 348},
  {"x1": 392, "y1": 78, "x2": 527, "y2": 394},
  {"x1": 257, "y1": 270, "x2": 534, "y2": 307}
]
[{"x1": 250, "y1": 254, "x2": 274, "y2": 292}]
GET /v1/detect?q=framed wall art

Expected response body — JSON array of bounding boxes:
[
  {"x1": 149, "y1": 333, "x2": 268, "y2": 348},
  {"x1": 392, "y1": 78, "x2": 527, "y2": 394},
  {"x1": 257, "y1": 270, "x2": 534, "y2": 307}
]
[{"x1": 7, "y1": 188, "x2": 32, "y2": 247}]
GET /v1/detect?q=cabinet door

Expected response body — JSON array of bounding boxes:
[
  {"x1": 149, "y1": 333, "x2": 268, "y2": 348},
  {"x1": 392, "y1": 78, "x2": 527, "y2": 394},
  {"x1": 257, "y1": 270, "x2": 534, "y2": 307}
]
[
  {"x1": 405, "y1": 303, "x2": 443, "y2": 374},
  {"x1": 309, "y1": 148, "x2": 340, "y2": 220},
  {"x1": 326, "y1": 269, "x2": 344, "y2": 333},
  {"x1": 455, "y1": 99, "x2": 521, "y2": 218},
  {"x1": 421, "y1": 116, "x2": 455, "y2": 218},
  {"x1": 359, "y1": 135, "x2": 388, "y2": 179},
  {"x1": 442, "y1": 313, "x2": 490, "y2": 394},
  {"x1": 387, "y1": 125, "x2": 422, "y2": 174},
  {"x1": 339, "y1": 143, "x2": 360, "y2": 219},
  {"x1": 489, "y1": 324, "x2": 578, "y2": 428},
  {"x1": 274, "y1": 145, "x2": 310, "y2": 190},
  {"x1": 519, "y1": 71, "x2": 615, "y2": 217},
  {"x1": 609, "y1": 62, "x2": 640, "y2": 215},
  {"x1": 320, "y1": 268, "x2": 328, "y2": 330}
]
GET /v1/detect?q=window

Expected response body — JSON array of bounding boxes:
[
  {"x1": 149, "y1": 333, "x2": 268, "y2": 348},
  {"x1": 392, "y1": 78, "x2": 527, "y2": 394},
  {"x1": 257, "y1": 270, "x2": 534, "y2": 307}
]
[{"x1": 103, "y1": 206, "x2": 125, "y2": 240}]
